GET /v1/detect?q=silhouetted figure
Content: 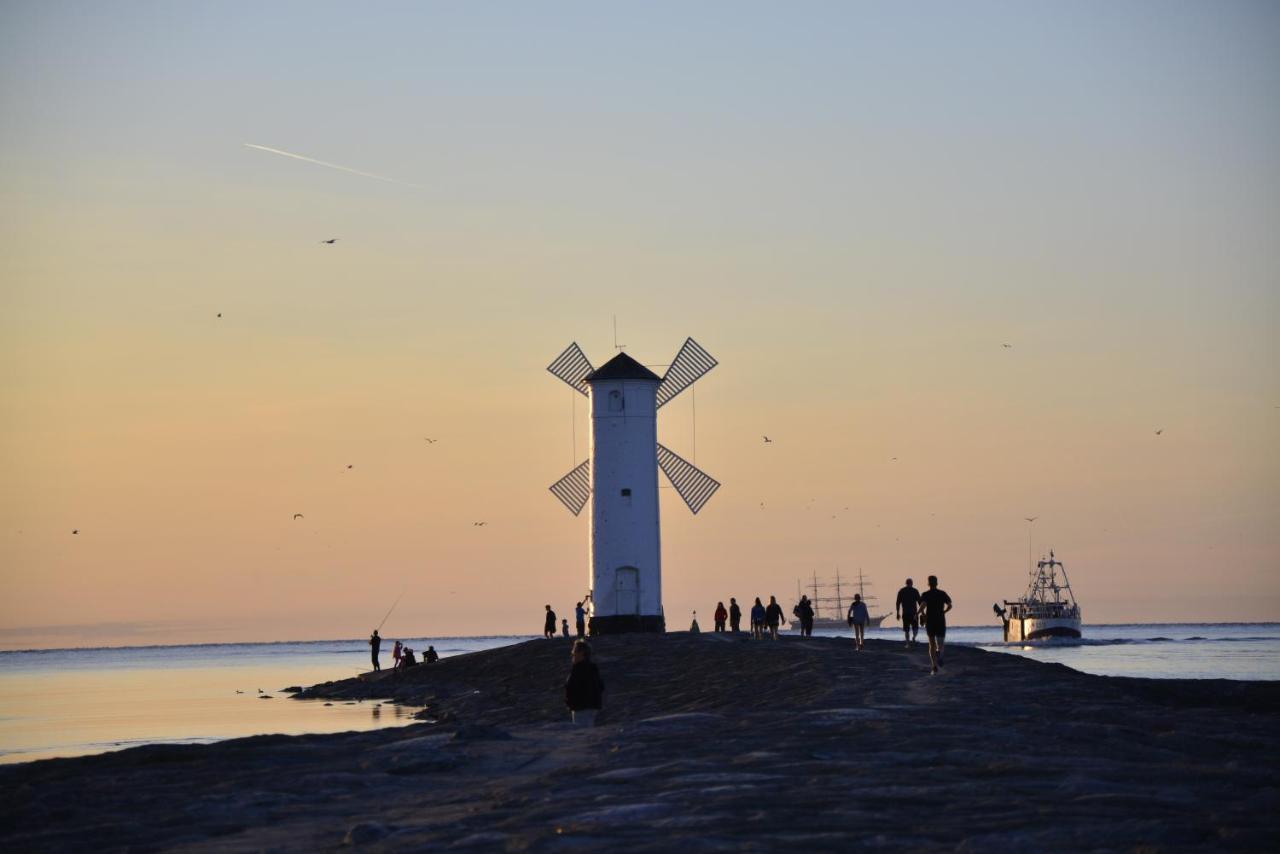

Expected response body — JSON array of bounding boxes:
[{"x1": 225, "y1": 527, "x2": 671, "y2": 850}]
[
  {"x1": 575, "y1": 601, "x2": 587, "y2": 638},
  {"x1": 690, "y1": 611, "x2": 701, "y2": 632},
  {"x1": 424, "y1": 645, "x2": 439, "y2": 663},
  {"x1": 847, "y1": 593, "x2": 870, "y2": 650},
  {"x1": 561, "y1": 618, "x2": 570, "y2": 638},
  {"x1": 729, "y1": 598, "x2": 742, "y2": 633},
  {"x1": 750, "y1": 597, "x2": 766, "y2": 640},
  {"x1": 713, "y1": 601, "x2": 728, "y2": 632},
  {"x1": 369, "y1": 630, "x2": 382, "y2": 671},
  {"x1": 401, "y1": 647, "x2": 418, "y2": 667},
  {"x1": 392, "y1": 640, "x2": 403, "y2": 668},
  {"x1": 896, "y1": 578, "x2": 921, "y2": 647},
  {"x1": 919, "y1": 575, "x2": 953, "y2": 674},
  {"x1": 765, "y1": 595, "x2": 786, "y2": 640},
  {"x1": 544, "y1": 604, "x2": 557, "y2": 639},
  {"x1": 794, "y1": 595, "x2": 815, "y2": 637},
  {"x1": 564, "y1": 640, "x2": 604, "y2": 726}
]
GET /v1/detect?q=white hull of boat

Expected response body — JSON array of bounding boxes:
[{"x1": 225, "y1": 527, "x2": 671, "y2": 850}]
[{"x1": 1004, "y1": 616, "x2": 1081, "y2": 642}]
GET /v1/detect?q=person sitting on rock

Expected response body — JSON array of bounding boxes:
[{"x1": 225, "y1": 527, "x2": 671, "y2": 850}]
[
  {"x1": 400, "y1": 647, "x2": 417, "y2": 667},
  {"x1": 564, "y1": 640, "x2": 604, "y2": 727},
  {"x1": 424, "y1": 645, "x2": 439, "y2": 663},
  {"x1": 561, "y1": 618, "x2": 570, "y2": 638}
]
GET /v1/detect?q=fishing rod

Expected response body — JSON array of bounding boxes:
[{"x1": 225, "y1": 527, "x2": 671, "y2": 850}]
[{"x1": 376, "y1": 587, "x2": 406, "y2": 632}]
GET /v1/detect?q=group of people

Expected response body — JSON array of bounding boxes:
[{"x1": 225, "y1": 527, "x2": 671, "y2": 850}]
[
  {"x1": 705, "y1": 576, "x2": 954, "y2": 673},
  {"x1": 366, "y1": 630, "x2": 439, "y2": 671},
  {"x1": 544, "y1": 600, "x2": 590, "y2": 640}
]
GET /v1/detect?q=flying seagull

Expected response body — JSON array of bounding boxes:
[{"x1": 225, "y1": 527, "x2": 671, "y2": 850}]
[
  {"x1": 762, "y1": 436, "x2": 772, "y2": 443},
  {"x1": 320, "y1": 238, "x2": 338, "y2": 244},
  {"x1": 72, "y1": 529, "x2": 79, "y2": 535},
  {"x1": 293, "y1": 513, "x2": 304, "y2": 520},
  {"x1": 473, "y1": 521, "x2": 487, "y2": 526},
  {"x1": 424, "y1": 438, "x2": 438, "y2": 444},
  {"x1": 1024, "y1": 516, "x2": 1038, "y2": 523},
  {"x1": 346, "y1": 464, "x2": 354, "y2": 470},
  {"x1": 1154, "y1": 429, "x2": 1163, "y2": 436},
  {"x1": 216, "y1": 313, "x2": 222, "y2": 318},
  {"x1": 1002, "y1": 343, "x2": 1012, "y2": 349}
]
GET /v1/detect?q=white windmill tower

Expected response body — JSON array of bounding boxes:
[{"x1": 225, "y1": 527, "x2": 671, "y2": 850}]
[{"x1": 547, "y1": 338, "x2": 721, "y2": 634}]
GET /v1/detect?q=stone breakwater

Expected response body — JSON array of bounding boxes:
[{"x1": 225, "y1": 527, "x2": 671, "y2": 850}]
[{"x1": 2, "y1": 633, "x2": 1277, "y2": 851}]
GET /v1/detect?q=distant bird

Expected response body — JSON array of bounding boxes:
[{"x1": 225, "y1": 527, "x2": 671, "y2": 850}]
[
  {"x1": 1024, "y1": 516, "x2": 1038, "y2": 523},
  {"x1": 346, "y1": 464, "x2": 354, "y2": 469},
  {"x1": 257, "y1": 688, "x2": 264, "y2": 694},
  {"x1": 473, "y1": 521, "x2": 488, "y2": 526},
  {"x1": 235, "y1": 690, "x2": 244, "y2": 694},
  {"x1": 72, "y1": 529, "x2": 79, "y2": 535},
  {"x1": 293, "y1": 513, "x2": 304, "y2": 520},
  {"x1": 1002, "y1": 343, "x2": 1012, "y2": 349},
  {"x1": 762, "y1": 436, "x2": 772, "y2": 443},
  {"x1": 890, "y1": 457, "x2": 898, "y2": 462},
  {"x1": 1154, "y1": 429, "x2": 1163, "y2": 436},
  {"x1": 320, "y1": 238, "x2": 338, "y2": 244},
  {"x1": 424, "y1": 438, "x2": 438, "y2": 444},
  {"x1": 216, "y1": 313, "x2": 222, "y2": 318}
]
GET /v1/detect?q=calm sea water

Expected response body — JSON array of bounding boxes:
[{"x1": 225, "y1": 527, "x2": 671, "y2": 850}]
[{"x1": 0, "y1": 624, "x2": 1275, "y2": 765}]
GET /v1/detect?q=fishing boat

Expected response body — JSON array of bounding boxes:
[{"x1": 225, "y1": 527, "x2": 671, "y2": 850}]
[
  {"x1": 994, "y1": 549, "x2": 1082, "y2": 641},
  {"x1": 792, "y1": 568, "x2": 889, "y2": 630}
]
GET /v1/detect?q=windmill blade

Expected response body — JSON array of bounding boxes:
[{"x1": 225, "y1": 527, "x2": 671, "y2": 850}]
[
  {"x1": 657, "y1": 443, "x2": 721, "y2": 514},
  {"x1": 656, "y1": 337, "x2": 717, "y2": 409},
  {"x1": 547, "y1": 342, "x2": 593, "y2": 396},
  {"x1": 549, "y1": 460, "x2": 591, "y2": 516}
]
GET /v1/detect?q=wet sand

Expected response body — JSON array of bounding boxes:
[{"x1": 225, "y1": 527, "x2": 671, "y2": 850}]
[{"x1": 2, "y1": 633, "x2": 1277, "y2": 851}]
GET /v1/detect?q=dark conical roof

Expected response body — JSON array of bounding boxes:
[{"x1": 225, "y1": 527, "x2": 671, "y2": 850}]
[{"x1": 585, "y1": 351, "x2": 661, "y2": 383}]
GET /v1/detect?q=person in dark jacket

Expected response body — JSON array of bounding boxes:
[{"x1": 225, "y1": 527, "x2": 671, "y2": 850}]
[
  {"x1": 729, "y1": 598, "x2": 742, "y2": 633},
  {"x1": 564, "y1": 640, "x2": 604, "y2": 726},
  {"x1": 794, "y1": 595, "x2": 815, "y2": 637},
  {"x1": 574, "y1": 601, "x2": 587, "y2": 638},
  {"x1": 765, "y1": 595, "x2": 786, "y2": 640},
  {"x1": 750, "y1": 597, "x2": 767, "y2": 639},
  {"x1": 713, "y1": 602, "x2": 728, "y2": 632},
  {"x1": 895, "y1": 577, "x2": 922, "y2": 647},
  {"x1": 544, "y1": 604, "x2": 557, "y2": 639},
  {"x1": 368, "y1": 630, "x2": 382, "y2": 671},
  {"x1": 424, "y1": 645, "x2": 439, "y2": 663}
]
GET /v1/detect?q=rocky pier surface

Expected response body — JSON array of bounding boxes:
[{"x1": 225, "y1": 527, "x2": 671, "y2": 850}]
[{"x1": 2, "y1": 633, "x2": 1277, "y2": 851}]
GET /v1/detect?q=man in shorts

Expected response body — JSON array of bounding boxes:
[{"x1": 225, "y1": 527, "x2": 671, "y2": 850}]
[
  {"x1": 918, "y1": 575, "x2": 952, "y2": 674},
  {"x1": 895, "y1": 577, "x2": 921, "y2": 648}
]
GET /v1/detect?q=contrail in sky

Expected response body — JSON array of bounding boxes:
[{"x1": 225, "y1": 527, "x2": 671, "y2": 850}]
[{"x1": 243, "y1": 143, "x2": 422, "y2": 189}]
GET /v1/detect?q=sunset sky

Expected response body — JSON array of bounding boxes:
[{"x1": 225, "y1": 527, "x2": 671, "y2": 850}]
[{"x1": 2, "y1": 2, "x2": 1277, "y2": 649}]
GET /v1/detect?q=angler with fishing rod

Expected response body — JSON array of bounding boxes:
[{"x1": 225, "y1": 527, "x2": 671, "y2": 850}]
[{"x1": 368, "y1": 589, "x2": 406, "y2": 672}]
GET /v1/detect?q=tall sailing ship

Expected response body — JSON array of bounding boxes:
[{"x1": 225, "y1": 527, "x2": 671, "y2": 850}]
[
  {"x1": 994, "y1": 549, "x2": 1083, "y2": 641},
  {"x1": 793, "y1": 568, "x2": 889, "y2": 630}
]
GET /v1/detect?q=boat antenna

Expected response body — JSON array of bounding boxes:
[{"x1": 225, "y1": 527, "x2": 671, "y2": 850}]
[
  {"x1": 376, "y1": 587, "x2": 406, "y2": 632},
  {"x1": 1023, "y1": 516, "x2": 1038, "y2": 573}
]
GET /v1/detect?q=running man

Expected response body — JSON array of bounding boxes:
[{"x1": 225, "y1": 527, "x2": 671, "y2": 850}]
[
  {"x1": 918, "y1": 575, "x2": 953, "y2": 674},
  {"x1": 895, "y1": 578, "x2": 922, "y2": 648}
]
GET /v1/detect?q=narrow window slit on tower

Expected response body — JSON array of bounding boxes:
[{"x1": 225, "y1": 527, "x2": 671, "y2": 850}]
[{"x1": 621, "y1": 489, "x2": 632, "y2": 497}]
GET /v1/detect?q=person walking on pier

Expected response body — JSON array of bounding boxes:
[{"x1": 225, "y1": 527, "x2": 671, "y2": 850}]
[
  {"x1": 919, "y1": 575, "x2": 953, "y2": 674},
  {"x1": 765, "y1": 595, "x2": 786, "y2": 640},
  {"x1": 847, "y1": 593, "x2": 870, "y2": 650},
  {"x1": 794, "y1": 595, "x2": 815, "y2": 637},
  {"x1": 750, "y1": 597, "x2": 766, "y2": 639},
  {"x1": 544, "y1": 604, "x2": 557, "y2": 639},
  {"x1": 368, "y1": 629, "x2": 382, "y2": 671},
  {"x1": 713, "y1": 601, "x2": 728, "y2": 632},
  {"x1": 896, "y1": 578, "x2": 921, "y2": 648},
  {"x1": 729, "y1": 598, "x2": 742, "y2": 633}
]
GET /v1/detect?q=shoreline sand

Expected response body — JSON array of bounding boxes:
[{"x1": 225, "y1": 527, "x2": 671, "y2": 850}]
[{"x1": 2, "y1": 633, "x2": 1277, "y2": 850}]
